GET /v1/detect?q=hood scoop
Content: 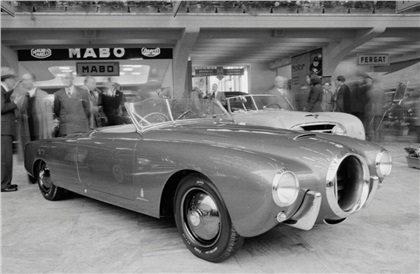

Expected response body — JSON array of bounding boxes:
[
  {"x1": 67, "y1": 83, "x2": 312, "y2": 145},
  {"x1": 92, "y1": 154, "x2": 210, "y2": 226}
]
[{"x1": 293, "y1": 133, "x2": 317, "y2": 140}]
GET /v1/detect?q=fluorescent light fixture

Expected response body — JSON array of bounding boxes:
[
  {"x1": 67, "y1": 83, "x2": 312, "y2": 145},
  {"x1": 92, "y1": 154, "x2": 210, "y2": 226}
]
[
  {"x1": 120, "y1": 72, "x2": 126, "y2": 75},
  {"x1": 123, "y1": 68, "x2": 133, "y2": 71},
  {"x1": 59, "y1": 66, "x2": 71, "y2": 70},
  {"x1": 132, "y1": 72, "x2": 141, "y2": 75}
]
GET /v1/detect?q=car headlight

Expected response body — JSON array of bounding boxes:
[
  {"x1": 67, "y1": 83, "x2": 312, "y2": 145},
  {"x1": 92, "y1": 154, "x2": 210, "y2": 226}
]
[
  {"x1": 272, "y1": 170, "x2": 300, "y2": 207},
  {"x1": 331, "y1": 124, "x2": 347, "y2": 136},
  {"x1": 375, "y1": 150, "x2": 392, "y2": 178}
]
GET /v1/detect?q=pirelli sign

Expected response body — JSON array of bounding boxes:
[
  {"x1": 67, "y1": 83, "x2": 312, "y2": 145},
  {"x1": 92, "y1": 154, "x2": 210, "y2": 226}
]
[{"x1": 358, "y1": 54, "x2": 390, "y2": 66}]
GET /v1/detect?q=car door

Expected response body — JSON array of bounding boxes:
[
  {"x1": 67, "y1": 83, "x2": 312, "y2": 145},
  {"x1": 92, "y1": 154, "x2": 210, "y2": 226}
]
[
  {"x1": 76, "y1": 132, "x2": 137, "y2": 200},
  {"x1": 42, "y1": 137, "x2": 81, "y2": 191}
]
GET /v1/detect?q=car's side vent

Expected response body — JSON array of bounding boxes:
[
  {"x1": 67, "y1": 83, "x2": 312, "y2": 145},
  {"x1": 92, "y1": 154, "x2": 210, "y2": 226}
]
[{"x1": 293, "y1": 133, "x2": 317, "y2": 140}]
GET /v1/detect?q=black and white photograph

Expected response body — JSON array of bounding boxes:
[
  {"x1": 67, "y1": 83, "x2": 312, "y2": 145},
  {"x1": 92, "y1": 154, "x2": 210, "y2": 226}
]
[{"x1": 1, "y1": 1, "x2": 419, "y2": 273}]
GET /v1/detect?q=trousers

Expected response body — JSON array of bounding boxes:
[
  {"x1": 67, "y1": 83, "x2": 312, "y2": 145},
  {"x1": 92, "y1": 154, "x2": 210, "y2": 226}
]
[{"x1": 1, "y1": 135, "x2": 13, "y2": 189}]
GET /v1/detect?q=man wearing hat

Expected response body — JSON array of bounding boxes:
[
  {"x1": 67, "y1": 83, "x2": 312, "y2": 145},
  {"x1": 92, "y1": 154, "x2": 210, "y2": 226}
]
[{"x1": 1, "y1": 67, "x2": 20, "y2": 192}]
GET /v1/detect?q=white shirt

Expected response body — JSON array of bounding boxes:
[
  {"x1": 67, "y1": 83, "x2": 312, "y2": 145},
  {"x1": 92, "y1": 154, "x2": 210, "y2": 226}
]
[
  {"x1": 276, "y1": 88, "x2": 286, "y2": 97},
  {"x1": 27, "y1": 88, "x2": 37, "y2": 97},
  {"x1": 65, "y1": 85, "x2": 74, "y2": 97}
]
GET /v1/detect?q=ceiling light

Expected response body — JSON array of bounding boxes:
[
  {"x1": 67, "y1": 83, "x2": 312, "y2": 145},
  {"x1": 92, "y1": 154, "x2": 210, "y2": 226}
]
[
  {"x1": 123, "y1": 68, "x2": 133, "y2": 71},
  {"x1": 132, "y1": 72, "x2": 141, "y2": 75}
]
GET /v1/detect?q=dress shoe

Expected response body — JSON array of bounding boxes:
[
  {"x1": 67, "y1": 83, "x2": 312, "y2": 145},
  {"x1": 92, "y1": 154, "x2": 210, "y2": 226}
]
[
  {"x1": 10, "y1": 184, "x2": 18, "y2": 188},
  {"x1": 1, "y1": 186, "x2": 18, "y2": 192}
]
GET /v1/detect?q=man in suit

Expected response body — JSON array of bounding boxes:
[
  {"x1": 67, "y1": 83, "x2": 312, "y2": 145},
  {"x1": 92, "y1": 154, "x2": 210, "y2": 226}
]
[
  {"x1": 54, "y1": 72, "x2": 90, "y2": 136},
  {"x1": 1, "y1": 67, "x2": 20, "y2": 192},
  {"x1": 205, "y1": 84, "x2": 226, "y2": 107},
  {"x1": 267, "y1": 76, "x2": 296, "y2": 110},
  {"x1": 82, "y1": 76, "x2": 103, "y2": 128},
  {"x1": 333, "y1": 75, "x2": 351, "y2": 113}
]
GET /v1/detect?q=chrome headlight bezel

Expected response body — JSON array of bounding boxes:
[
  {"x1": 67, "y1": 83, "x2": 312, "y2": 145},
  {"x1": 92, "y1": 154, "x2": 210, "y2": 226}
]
[
  {"x1": 272, "y1": 170, "x2": 300, "y2": 207},
  {"x1": 375, "y1": 149, "x2": 392, "y2": 179},
  {"x1": 331, "y1": 123, "x2": 347, "y2": 136}
]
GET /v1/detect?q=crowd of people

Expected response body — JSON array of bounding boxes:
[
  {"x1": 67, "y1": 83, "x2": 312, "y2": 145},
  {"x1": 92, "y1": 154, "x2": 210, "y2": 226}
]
[{"x1": 1, "y1": 67, "x2": 129, "y2": 192}]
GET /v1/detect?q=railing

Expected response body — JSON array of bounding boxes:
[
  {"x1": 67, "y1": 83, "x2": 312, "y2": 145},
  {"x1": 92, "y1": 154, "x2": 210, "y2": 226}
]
[{"x1": 6, "y1": 1, "x2": 410, "y2": 15}]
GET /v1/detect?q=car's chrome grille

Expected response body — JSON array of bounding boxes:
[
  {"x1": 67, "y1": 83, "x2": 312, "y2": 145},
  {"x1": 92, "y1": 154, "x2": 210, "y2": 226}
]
[{"x1": 300, "y1": 124, "x2": 336, "y2": 133}]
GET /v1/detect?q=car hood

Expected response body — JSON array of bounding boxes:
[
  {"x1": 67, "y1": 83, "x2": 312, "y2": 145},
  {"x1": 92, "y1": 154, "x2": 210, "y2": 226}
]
[
  {"x1": 232, "y1": 109, "x2": 345, "y2": 128},
  {"x1": 143, "y1": 120, "x2": 352, "y2": 172}
]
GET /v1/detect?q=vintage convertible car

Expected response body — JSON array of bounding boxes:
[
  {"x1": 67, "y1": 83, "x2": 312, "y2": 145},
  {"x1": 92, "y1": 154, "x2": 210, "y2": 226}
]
[
  {"x1": 224, "y1": 92, "x2": 366, "y2": 140},
  {"x1": 24, "y1": 98, "x2": 392, "y2": 262}
]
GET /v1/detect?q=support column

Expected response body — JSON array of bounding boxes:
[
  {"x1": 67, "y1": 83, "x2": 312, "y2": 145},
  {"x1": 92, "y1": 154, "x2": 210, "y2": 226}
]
[
  {"x1": 323, "y1": 27, "x2": 386, "y2": 76},
  {"x1": 1, "y1": 43, "x2": 18, "y2": 71},
  {"x1": 172, "y1": 27, "x2": 200, "y2": 98}
]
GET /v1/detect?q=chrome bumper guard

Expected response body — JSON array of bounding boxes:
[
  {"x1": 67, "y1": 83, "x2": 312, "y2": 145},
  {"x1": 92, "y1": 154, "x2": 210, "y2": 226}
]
[{"x1": 286, "y1": 190, "x2": 322, "y2": 231}]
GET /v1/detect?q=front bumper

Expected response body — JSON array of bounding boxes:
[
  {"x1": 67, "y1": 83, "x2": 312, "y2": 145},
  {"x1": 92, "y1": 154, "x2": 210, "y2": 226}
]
[
  {"x1": 285, "y1": 175, "x2": 379, "y2": 231},
  {"x1": 285, "y1": 190, "x2": 322, "y2": 231}
]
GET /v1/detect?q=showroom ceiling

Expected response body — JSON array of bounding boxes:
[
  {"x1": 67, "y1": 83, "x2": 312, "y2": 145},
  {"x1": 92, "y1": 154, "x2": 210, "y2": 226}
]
[{"x1": 1, "y1": 1, "x2": 419, "y2": 68}]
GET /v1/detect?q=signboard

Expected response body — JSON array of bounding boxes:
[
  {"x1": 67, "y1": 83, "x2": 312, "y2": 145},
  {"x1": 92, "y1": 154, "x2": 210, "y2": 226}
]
[
  {"x1": 76, "y1": 62, "x2": 120, "y2": 76},
  {"x1": 358, "y1": 54, "x2": 390, "y2": 66},
  {"x1": 291, "y1": 48, "x2": 322, "y2": 111},
  {"x1": 195, "y1": 68, "x2": 245, "y2": 77},
  {"x1": 18, "y1": 47, "x2": 173, "y2": 61}
]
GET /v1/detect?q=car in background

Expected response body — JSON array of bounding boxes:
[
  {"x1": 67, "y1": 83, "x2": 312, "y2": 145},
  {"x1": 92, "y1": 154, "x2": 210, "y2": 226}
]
[
  {"x1": 24, "y1": 98, "x2": 391, "y2": 262},
  {"x1": 222, "y1": 92, "x2": 366, "y2": 140}
]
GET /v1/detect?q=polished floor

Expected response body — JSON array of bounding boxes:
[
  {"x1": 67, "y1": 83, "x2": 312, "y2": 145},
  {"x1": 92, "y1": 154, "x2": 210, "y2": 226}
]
[{"x1": 1, "y1": 142, "x2": 419, "y2": 273}]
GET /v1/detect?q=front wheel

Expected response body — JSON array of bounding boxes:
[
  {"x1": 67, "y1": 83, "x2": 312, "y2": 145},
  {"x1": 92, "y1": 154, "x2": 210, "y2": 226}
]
[
  {"x1": 174, "y1": 174, "x2": 244, "y2": 263},
  {"x1": 37, "y1": 161, "x2": 67, "y2": 201}
]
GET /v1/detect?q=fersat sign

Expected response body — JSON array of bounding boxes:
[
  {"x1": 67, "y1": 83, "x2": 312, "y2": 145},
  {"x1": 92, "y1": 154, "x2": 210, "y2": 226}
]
[
  {"x1": 31, "y1": 48, "x2": 52, "y2": 59},
  {"x1": 141, "y1": 48, "x2": 161, "y2": 58}
]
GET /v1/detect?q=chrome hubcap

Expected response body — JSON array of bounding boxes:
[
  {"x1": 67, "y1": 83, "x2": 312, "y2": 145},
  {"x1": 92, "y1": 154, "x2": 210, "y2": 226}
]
[
  {"x1": 39, "y1": 165, "x2": 53, "y2": 190},
  {"x1": 182, "y1": 188, "x2": 221, "y2": 246}
]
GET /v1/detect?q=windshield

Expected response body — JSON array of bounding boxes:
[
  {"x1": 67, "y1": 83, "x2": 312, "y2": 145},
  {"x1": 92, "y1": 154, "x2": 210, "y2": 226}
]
[
  {"x1": 127, "y1": 98, "x2": 229, "y2": 129},
  {"x1": 226, "y1": 95, "x2": 284, "y2": 113}
]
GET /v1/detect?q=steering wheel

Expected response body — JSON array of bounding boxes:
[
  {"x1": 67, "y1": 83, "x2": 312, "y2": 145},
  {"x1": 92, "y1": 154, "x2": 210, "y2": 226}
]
[
  {"x1": 176, "y1": 109, "x2": 193, "y2": 120},
  {"x1": 143, "y1": 112, "x2": 169, "y2": 122},
  {"x1": 266, "y1": 104, "x2": 281, "y2": 109}
]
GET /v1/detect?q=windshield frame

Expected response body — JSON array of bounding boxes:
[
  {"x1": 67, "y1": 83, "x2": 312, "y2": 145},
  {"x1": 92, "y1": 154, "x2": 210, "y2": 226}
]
[
  {"x1": 226, "y1": 94, "x2": 282, "y2": 113},
  {"x1": 125, "y1": 98, "x2": 232, "y2": 132}
]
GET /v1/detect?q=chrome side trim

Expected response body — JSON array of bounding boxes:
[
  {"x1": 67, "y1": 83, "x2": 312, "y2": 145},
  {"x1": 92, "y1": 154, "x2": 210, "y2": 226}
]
[
  {"x1": 292, "y1": 133, "x2": 317, "y2": 140},
  {"x1": 363, "y1": 176, "x2": 379, "y2": 208},
  {"x1": 286, "y1": 190, "x2": 321, "y2": 231}
]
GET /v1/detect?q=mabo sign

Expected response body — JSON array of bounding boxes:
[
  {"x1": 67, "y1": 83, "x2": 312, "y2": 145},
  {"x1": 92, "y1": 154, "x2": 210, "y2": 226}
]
[
  {"x1": 76, "y1": 62, "x2": 120, "y2": 76},
  {"x1": 358, "y1": 54, "x2": 390, "y2": 66}
]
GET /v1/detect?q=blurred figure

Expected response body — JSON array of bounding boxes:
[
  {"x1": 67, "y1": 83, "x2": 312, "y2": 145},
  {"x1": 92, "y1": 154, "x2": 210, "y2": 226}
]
[
  {"x1": 16, "y1": 73, "x2": 54, "y2": 161},
  {"x1": 1, "y1": 67, "x2": 19, "y2": 192},
  {"x1": 305, "y1": 73, "x2": 323, "y2": 112},
  {"x1": 205, "y1": 84, "x2": 226, "y2": 107},
  {"x1": 267, "y1": 76, "x2": 296, "y2": 110},
  {"x1": 82, "y1": 76, "x2": 104, "y2": 128},
  {"x1": 333, "y1": 75, "x2": 351, "y2": 113},
  {"x1": 102, "y1": 82, "x2": 127, "y2": 126},
  {"x1": 321, "y1": 82, "x2": 334, "y2": 112},
  {"x1": 54, "y1": 72, "x2": 90, "y2": 136},
  {"x1": 366, "y1": 78, "x2": 385, "y2": 141},
  {"x1": 352, "y1": 74, "x2": 373, "y2": 128}
]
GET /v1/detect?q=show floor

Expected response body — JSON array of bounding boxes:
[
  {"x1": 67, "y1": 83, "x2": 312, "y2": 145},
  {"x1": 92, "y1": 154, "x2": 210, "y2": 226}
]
[{"x1": 1, "y1": 142, "x2": 419, "y2": 273}]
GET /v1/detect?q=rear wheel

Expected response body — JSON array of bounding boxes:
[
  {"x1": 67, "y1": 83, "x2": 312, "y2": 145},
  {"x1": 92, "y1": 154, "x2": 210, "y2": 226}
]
[
  {"x1": 37, "y1": 161, "x2": 66, "y2": 201},
  {"x1": 174, "y1": 174, "x2": 244, "y2": 263}
]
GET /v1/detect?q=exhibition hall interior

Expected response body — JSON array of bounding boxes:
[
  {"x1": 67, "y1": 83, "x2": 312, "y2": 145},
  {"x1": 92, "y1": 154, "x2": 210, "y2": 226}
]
[{"x1": 1, "y1": 1, "x2": 419, "y2": 273}]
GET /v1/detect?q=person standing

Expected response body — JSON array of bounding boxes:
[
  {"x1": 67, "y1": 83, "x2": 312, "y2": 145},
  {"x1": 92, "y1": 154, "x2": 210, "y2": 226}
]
[
  {"x1": 305, "y1": 73, "x2": 323, "y2": 112},
  {"x1": 101, "y1": 82, "x2": 127, "y2": 126},
  {"x1": 1, "y1": 67, "x2": 19, "y2": 192},
  {"x1": 54, "y1": 72, "x2": 90, "y2": 136},
  {"x1": 267, "y1": 76, "x2": 296, "y2": 110},
  {"x1": 321, "y1": 82, "x2": 334, "y2": 112},
  {"x1": 15, "y1": 73, "x2": 54, "y2": 163},
  {"x1": 205, "y1": 84, "x2": 226, "y2": 107},
  {"x1": 82, "y1": 76, "x2": 103, "y2": 128},
  {"x1": 333, "y1": 75, "x2": 351, "y2": 113}
]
